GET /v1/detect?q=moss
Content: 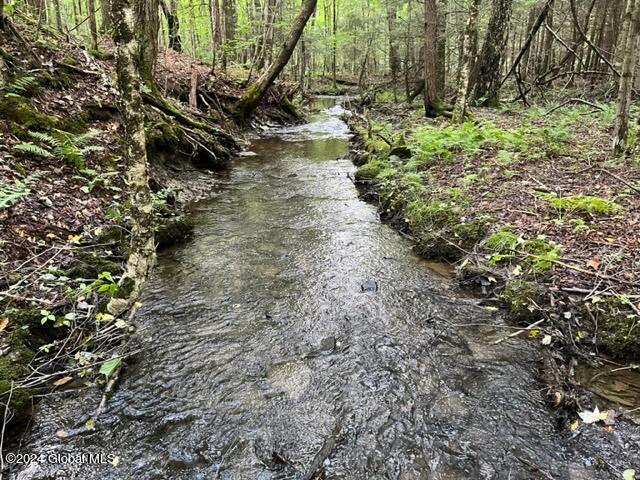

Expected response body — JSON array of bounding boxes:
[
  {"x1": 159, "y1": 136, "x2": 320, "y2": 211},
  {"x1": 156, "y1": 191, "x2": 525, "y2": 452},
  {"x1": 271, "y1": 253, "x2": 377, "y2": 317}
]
[
  {"x1": 485, "y1": 227, "x2": 519, "y2": 255},
  {"x1": 66, "y1": 252, "x2": 121, "y2": 280},
  {"x1": 521, "y1": 237, "x2": 559, "y2": 271},
  {"x1": 591, "y1": 297, "x2": 640, "y2": 360},
  {"x1": 58, "y1": 111, "x2": 89, "y2": 134},
  {"x1": 539, "y1": 192, "x2": 623, "y2": 215},
  {"x1": 0, "y1": 96, "x2": 57, "y2": 132},
  {"x1": 0, "y1": 311, "x2": 37, "y2": 419},
  {"x1": 155, "y1": 215, "x2": 195, "y2": 249},
  {"x1": 501, "y1": 279, "x2": 545, "y2": 322},
  {"x1": 355, "y1": 158, "x2": 389, "y2": 180}
]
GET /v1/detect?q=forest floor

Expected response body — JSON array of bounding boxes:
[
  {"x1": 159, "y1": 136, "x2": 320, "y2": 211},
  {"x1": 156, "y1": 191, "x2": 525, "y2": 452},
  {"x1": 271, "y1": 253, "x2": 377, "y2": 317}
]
[
  {"x1": 0, "y1": 20, "x2": 300, "y2": 431},
  {"x1": 349, "y1": 96, "x2": 640, "y2": 414}
]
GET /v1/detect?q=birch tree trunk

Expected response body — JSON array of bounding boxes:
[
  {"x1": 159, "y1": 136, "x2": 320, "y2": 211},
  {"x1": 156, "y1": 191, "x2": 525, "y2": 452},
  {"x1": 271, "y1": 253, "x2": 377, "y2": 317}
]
[
  {"x1": 613, "y1": 0, "x2": 640, "y2": 155},
  {"x1": 108, "y1": 0, "x2": 156, "y2": 316},
  {"x1": 235, "y1": 0, "x2": 317, "y2": 120},
  {"x1": 452, "y1": 0, "x2": 481, "y2": 123}
]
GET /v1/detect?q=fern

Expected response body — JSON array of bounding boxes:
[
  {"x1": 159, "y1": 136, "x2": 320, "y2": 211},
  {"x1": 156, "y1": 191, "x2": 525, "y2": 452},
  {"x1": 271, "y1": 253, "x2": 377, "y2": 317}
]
[
  {"x1": 0, "y1": 172, "x2": 43, "y2": 209},
  {"x1": 1, "y1": 76, "x2": 39, "y2": 97},
  {"x1": 18, "y1": 129, "x2": 104, "y2": 168},
  {"x1": 12, "y1": 142, "x2": 53, "y2": 157}
]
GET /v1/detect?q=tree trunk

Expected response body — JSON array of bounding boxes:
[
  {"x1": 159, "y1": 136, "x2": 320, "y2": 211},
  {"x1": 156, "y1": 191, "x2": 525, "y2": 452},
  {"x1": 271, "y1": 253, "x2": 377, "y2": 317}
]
[
  {"x1": 108, "y1": 0, "x2": 156, "y2": 317},
  {"x1": 222, "y1": 0, "x2": 237, "y2": 70},
  {"x1": 424, "y1": 0, "x2": 443, "y2": 117},
  {"x1": 613, "y1": 0, "x2": 640, "y2": 155},
  {"x1": 100, "y1": 0, "x2": 111, "y2": 32},
  {"x1": 209, "y1": 0, "x2": 223, "y2": 70},
  {"x1": 160, "y1": 0, "x2": 181, "y2": 52},
  {"x1": 452, "y1": 0, "x2": 481, "y2": 123},
  {"x1": 502, "y1": 0, "x2": 554, "y2": 86},
  {"x1": 472, "y1": 0, "x2": 513, "y2": 106},
  {"x1": 235, "y1": 0, "x2": 317, "y2": 120},
  {"x1": 387, "y1": 1, "x2": 399, "y2": 100},
  {"x1": 332, "y1": 0, "x2": 337, "y2": 89},
  {"x1": 53, "y1": 0, "x2": 63, "y2": 31},
  {"x1": 134, "y1": 0, "x2": 159, "y2": 86},
  {"x1": 436, "y1": 0, "x2": 447, "y2": 97},
  {"x1": 87, "y1": 0, "x2": 99, "y2": 50}
]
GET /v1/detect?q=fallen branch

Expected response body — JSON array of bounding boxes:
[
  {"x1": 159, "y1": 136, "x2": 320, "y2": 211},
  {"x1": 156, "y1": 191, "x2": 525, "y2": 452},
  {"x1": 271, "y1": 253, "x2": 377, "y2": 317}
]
[{"x1": 544, "y1": 98, "x2": 604, "y2": 116}]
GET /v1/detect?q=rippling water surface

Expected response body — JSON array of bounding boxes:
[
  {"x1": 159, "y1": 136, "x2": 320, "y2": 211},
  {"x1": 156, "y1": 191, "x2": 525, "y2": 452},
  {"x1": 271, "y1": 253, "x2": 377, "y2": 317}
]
[{"x1": 12, "y1": 97, "x2": 639, "y2": 479}]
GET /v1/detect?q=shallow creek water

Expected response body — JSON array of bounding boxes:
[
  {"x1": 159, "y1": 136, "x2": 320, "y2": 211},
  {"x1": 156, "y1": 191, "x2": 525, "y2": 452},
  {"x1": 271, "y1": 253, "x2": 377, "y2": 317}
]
[{"x1": 11, "y1": 98, "x2": 639, "y2": 479}]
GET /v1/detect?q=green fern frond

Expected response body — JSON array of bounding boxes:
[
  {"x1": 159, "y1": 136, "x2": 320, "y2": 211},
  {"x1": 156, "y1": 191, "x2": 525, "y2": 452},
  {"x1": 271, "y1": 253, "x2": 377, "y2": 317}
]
[
  {"x1": 28, "y1": 131, "x2": 62, "y2": 149},
  {"x1": 12, "y1": 142, "x2": 53, "y2": 158}
]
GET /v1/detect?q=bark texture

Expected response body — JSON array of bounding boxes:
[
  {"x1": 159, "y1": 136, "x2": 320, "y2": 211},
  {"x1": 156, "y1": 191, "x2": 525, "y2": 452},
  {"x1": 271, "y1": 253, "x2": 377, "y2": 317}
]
[
  {"x1": 160, "y1": 0, "x2": 182, "y2": 52},
  {"x1": 108, "y1": 0, "x2": 156, "y2": 316},
  {"x1": 423, "y1": 0, "x2": 442, "y2": 117},
  {"x1": 613, "y1": 0, "x2": 640, "y2": 155},
  {"x1": 472, "y1": 0, "x2": 513, "y2": 106},
  {"x1": 87, "y1": 0, "x2": 99, "y2": 50},
  {"x1": 133, "y1": 0, "x2": 160, "y2": 86},
  {"x1": 452, "y1": 0, "x2": 481, "y2": 123}
]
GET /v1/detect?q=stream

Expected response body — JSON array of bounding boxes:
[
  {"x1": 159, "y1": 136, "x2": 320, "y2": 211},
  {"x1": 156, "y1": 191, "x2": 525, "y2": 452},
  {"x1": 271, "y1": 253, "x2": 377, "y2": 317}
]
[{"x1": 11, "y1": 97, "x2": 639, "y2": 479}]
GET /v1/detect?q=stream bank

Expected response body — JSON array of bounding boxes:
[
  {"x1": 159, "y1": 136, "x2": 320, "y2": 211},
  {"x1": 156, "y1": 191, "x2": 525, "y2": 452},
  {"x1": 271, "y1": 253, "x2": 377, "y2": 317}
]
[
  {"x1": 0, "y1": 20, "x2": 302, "y2": 438},
  {"x1": 7, "y1": 97, "x2": 640, "y2": 480},
  {"x1": 346, "y1": 98, "x2": 640, "y2": 424}
]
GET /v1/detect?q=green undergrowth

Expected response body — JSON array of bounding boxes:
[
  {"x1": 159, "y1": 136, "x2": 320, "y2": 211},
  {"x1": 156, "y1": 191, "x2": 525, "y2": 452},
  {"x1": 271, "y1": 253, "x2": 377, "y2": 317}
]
[{"x1": 352, "y1": 107, "x2": 638, "y2": 361}]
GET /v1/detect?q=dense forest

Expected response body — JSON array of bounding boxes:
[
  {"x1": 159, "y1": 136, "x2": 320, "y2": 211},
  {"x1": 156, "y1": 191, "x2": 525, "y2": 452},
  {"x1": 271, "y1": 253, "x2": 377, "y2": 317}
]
[{"x1": 1, "y1": 0, "x2": 640, "y2": 477}]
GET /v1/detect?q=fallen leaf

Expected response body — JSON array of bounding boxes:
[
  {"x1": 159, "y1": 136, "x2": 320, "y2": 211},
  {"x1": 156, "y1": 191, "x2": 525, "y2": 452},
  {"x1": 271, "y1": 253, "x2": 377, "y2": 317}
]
[
  {"x1": 623, "y1": 469, "x2": 636, "y2": 480},
  {"x1": 570, "y1": 420, "x2": 580, "y2": 431},
  {"x1": 542, "y1": 334, "x2": 552, "y2": 345},
  {"x1": 586, "y1": 257, "x2": 601, "y2": 269},
  {"x1": 578, "y1": 407, "x2": 609, "y2": 424},
  {"x1": 0, "y1": 318, "x2": 8, "y2": 333},
  {"x1": 85, "y1": 418, "x2": 95, "y2": 430},
  {"x1": 578, "y1": 406, "x2": 603, "y2": 424}
]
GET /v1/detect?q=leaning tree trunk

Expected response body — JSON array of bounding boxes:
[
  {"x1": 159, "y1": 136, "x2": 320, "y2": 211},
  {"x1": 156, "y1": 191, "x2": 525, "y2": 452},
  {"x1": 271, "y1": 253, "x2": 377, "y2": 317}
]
[
  {"x1": 235, "y1": 0, "x2": 317, "y2": 121},
  {"x1": 108, "y1": 0, "x2": 156, "y2": 317},
  {"x1": 424, "y1": 0, "x2": 443, "y2": 117},
  {"x1": 471, "y1": 0, "x2": 513, "y2": 106},
  {"x1": 613, "y1": 0, "x2": 640, "y2": 156},
  {"x1": 452, "y1": 0, "x2": 481, "y2": 123}
]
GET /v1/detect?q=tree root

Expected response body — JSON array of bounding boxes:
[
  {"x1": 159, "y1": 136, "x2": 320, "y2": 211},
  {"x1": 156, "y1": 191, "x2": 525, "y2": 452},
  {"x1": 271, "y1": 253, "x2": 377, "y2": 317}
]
[{"x1": 142, "y1": 91, "x2": 238, "y2": 149}]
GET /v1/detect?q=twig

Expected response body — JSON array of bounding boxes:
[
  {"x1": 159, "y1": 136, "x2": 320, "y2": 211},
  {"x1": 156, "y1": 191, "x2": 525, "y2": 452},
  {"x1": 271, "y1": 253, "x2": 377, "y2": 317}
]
[
  {"x1": 601, "y1": 169, "x2": 640, "y2": 194},
  {"x1": 493, "y1": 319, "x2": 545, "y2": 345}
]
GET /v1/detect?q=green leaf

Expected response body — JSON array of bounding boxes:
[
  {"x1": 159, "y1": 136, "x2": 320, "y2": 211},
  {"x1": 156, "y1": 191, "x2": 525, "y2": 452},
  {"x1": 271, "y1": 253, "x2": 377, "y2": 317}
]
[{"x1": 99, "y1": 356, "x2": 121, "y2": 379}]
